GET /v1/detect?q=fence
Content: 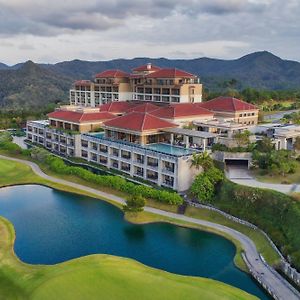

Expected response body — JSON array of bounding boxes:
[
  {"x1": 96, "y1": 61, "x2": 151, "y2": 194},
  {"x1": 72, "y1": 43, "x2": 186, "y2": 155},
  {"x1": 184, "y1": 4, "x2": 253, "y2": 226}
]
[{"x1": 186, "y1": 199, "x2": 300, "y2": 289}]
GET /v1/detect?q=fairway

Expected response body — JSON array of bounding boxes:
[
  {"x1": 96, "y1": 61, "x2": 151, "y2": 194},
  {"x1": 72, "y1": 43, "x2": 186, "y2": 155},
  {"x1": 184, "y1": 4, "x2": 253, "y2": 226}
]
[{"x1": 0, "y1": 158, "x2": 258, "y2": 300}]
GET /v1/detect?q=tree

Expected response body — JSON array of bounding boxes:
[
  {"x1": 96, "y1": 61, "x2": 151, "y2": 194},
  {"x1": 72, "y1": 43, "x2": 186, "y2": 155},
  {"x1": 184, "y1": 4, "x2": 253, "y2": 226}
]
[
  {"x1": 256, "y1": 136, "x2": 274, "y2": 153},
  {"x1": 123, "y1": 194, "x2": 146, "y2": 213},
  {"x1": 190, "y1": 151, "x2": 213, "y2": 171},
  {"x1": 233, "y1": 130, "x2": 251, "y2": 147},
  {"x1": 190, "y1": 174, "x2": 215, "y2": 202}
]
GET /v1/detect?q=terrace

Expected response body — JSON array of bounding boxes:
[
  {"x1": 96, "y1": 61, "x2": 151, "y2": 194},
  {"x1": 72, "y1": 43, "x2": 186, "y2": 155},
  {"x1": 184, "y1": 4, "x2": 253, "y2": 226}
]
[{"x1": 86, "y1": 132, "x2": 197, "y2": 158}]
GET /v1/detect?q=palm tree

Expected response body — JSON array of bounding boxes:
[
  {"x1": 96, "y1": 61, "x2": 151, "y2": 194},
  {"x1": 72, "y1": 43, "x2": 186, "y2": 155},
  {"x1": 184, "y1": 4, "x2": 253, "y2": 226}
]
[{"x1": 190, "y1": 151, "x2": 213, "y2": 171}]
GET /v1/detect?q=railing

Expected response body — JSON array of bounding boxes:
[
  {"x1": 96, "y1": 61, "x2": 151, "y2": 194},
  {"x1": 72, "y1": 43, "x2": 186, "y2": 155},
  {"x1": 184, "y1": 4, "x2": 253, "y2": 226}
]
[
  {"x1": 83, "y1": 134, "x2": 186, "y2": 159},
  {"x1": 186, "y1": 199, "x2": 300, "y2": 289}
]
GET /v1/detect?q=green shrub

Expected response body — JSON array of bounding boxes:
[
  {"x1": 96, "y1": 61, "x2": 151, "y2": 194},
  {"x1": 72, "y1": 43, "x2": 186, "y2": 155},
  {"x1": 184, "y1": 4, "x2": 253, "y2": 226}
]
[
  {"x1": 123, "y1": 194, "x2": 146, "y2": 212},
  {"x1": 210, "y1": 179, "x2": 300, "y2": 270},
  {"x1": 45, "y1": 156, "x2": 183, "y2": 205}
]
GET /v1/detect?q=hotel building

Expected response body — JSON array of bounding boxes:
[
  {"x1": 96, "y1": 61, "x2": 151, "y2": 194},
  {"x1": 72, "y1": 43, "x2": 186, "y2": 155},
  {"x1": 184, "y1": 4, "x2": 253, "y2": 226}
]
[
  {"x1": 70, "y1": 63, "x2": 202, "y2": 107},
  {"x1": 27, "y1": 65, "x2": 259, "y2": 191}
]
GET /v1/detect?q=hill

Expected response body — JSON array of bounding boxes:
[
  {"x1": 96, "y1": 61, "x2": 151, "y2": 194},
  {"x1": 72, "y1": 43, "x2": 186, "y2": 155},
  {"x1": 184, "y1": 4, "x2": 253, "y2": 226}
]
[
  {"x1": 1, "y1": 51, "x2": 300, "y2": 110},
  {"x1": 46, "y1": 51, "x2": 300, "y2": 90},
  {"x1": 0, "y1": 61, "x2": 71, "y2": 110}
]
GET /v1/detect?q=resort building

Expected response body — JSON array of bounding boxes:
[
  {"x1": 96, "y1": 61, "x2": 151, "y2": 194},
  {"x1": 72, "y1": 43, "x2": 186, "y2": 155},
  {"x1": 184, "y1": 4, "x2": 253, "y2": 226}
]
[
  {"x1": 69, "y1": 63, "x2": 202, "y2": 107},
  {"x1": 27, "y1": 65, "x2": 260, "y2": 191},
  {"x1": 201, "y1": 96, "x2": 259, "y2": 125}
]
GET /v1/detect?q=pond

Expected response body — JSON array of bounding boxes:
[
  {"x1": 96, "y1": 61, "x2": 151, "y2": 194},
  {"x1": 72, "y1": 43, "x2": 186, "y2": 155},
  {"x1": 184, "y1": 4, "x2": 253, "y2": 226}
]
[{"x1": 0, "y1": 185, "x2": 269, "y2": 299}]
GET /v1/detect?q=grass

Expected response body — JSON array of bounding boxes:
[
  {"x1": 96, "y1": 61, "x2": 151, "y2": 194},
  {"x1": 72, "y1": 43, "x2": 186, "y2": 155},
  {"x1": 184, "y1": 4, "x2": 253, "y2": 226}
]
[
  {"x1": 0, "y1": 153, "x2": 281, "y2": 270},
  {"x1": 0, "y1": 159, "x2": 258, "y2": 300},
  {"x1": 252, "y1": 162, "x2": 300, "y2": 184}
]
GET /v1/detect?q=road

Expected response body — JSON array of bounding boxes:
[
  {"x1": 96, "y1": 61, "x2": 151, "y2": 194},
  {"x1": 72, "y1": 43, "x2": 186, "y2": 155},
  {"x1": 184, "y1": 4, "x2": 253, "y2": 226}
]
[
  {"x1": 263, "y1": 109, "x2": 300, "y2": 123},
  {"x1": 1, "y1": 155, "x2": 300, "y2": 300},
  {"x1": 226, "y1": 165, "x2": 300, "y2": 194}
]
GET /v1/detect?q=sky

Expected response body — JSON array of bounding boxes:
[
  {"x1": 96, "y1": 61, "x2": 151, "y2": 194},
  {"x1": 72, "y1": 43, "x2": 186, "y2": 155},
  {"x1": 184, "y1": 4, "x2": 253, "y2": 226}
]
[{"x1": 0, "y1": 0, "x2": 299, "y2": 65}]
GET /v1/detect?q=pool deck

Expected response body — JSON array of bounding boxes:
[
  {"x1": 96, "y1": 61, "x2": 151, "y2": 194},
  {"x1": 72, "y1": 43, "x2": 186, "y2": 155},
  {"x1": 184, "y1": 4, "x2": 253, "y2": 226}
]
[
  {"x1": 1, "y1": 154, "x2": 299, "y2": 300},
  {"x1": 88, "y1": 133, "x2": 198, "y2": 157}
]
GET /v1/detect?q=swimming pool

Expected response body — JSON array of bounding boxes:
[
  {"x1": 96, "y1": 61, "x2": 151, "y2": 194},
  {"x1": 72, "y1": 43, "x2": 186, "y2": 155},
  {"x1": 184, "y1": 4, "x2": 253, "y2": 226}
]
[{"x1": 146, "y1": 143, "x2": 197, "y2": 156}]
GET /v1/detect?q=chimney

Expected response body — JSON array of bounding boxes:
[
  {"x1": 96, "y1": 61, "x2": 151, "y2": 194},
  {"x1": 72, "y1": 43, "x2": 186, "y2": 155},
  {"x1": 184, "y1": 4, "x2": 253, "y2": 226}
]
[{"x1": 147, "y1": 63, "x2": 152, "y2": 70}]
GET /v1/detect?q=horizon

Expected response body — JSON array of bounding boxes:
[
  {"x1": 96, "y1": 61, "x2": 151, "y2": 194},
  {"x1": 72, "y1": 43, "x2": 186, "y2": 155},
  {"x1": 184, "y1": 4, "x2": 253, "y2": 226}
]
[
  {"x1": 0, "y1": 1, "x2": 299, "y2": 65},
  {"x1": 2, "y1": 50, "x2": 300, "y2": 67}
]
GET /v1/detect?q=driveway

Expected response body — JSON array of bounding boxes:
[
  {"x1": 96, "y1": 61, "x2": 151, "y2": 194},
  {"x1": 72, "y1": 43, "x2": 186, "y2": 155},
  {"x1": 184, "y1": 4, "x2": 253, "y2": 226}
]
[{"x1": 226, "y1": 165, "x2": 300, "y2": 194}]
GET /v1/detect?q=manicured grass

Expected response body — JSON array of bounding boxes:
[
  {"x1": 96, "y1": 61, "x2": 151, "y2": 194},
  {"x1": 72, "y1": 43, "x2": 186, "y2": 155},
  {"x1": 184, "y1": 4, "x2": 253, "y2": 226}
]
[
  {"x1": 253, "y1": 162, "x2": 300, "y2": 184},
  {"x1": 0, "y1": 156, "x2": 281, "y2": 270},
  {"x1": 0, "y1": 160, "x2": 257, "y2": 300}
]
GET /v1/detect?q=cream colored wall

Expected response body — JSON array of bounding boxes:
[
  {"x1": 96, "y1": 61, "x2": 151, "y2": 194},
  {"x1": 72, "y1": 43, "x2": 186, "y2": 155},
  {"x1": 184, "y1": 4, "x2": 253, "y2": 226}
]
[{"x1": 176, "y1": 157, "x2": 202, "y2": 191}]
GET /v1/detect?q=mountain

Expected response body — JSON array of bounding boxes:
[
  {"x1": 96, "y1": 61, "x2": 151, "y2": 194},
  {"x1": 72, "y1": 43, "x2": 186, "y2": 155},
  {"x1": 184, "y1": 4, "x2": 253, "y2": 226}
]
[
  {"x1": 46, "y1": 51, "x2": 300, "y2": 90},
  {"x1": 0, "y1": 62, "x2": 9, "y2": 70},
  {"x1": 1, "y1": 51, "x2": 300, "y2": 110},
  {"x1": 0, "y1": 61, "x2": 72, "y2": 110}
]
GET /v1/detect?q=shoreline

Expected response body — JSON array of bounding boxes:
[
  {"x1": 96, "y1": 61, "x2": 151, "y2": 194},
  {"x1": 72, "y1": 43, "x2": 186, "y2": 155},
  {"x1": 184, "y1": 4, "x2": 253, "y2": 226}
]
[{"x1": 1, "y1": 155, "x2": 299, "y2": 299}]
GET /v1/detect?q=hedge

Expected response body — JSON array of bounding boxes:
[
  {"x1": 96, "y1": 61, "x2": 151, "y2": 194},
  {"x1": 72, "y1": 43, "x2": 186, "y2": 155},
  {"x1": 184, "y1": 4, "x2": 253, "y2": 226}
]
[{"x1": 45, "y1": 155, "x2": 183, "y2": 205}]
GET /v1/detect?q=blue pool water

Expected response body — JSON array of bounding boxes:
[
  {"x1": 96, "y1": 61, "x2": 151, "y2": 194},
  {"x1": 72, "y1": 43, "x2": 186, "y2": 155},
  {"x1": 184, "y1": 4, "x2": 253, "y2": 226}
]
[
  {"x1": 0, "y1": 185, "x2": 269, "y2": 299},
  {"x1": 146, "y1": 143, "x2": 196, "y2": 156}
]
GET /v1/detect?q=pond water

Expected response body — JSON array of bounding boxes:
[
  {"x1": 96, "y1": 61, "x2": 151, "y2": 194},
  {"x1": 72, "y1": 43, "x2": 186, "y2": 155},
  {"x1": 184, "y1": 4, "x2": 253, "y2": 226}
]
[{"x1": 0, "y1": 185, "x2": 269, "y2": 299}]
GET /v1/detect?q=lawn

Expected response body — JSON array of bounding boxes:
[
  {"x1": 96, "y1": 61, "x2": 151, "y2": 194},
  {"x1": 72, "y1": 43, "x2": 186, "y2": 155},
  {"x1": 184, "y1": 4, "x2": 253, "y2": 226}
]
[
  {"x1": 0, "y1": 159, "x2": 257, "y2": 300},
  {"x1": 253, "y1": 161, "x2": 300, "y2": 184},
  {"x1": 0, "y1": 156, "x2": 281, "y2": 270}
]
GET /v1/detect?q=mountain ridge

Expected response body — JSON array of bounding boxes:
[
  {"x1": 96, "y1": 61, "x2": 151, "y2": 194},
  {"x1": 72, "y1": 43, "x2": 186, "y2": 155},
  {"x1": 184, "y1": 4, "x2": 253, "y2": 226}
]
[{"x1": 1, "y1": 51, "x2": 300, "y2": 110}]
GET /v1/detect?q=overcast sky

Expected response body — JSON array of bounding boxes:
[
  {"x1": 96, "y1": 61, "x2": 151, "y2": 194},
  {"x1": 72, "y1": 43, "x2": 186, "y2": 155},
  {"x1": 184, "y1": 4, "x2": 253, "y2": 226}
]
[{"x1": 0, "y1": 0, "x2": 299, "y2": 65}]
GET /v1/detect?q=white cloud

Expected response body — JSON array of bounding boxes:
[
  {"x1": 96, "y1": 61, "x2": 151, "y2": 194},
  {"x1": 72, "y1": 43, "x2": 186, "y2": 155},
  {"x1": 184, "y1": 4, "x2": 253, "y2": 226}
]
[{"x1": 0, "y1": 0, "x2": 299, "y2": 64}]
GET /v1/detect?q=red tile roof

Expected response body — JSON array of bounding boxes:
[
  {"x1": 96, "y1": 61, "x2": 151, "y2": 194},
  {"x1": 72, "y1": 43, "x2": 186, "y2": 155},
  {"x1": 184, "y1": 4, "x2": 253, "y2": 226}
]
[
  {"x1": 146, "y1": 68, "x2": 196, "y2": 78},
  {"x1": 48, "y1": 110, "x2": 116, "y2": 123},
  {"x1": 103, "y1": 112, "x2": 177, "y2": 132},
  {"x1": 126, "y1": 103, "x2": 159, "y2": 113},
  {"x1": 74, "y1": 80, "x2": 92, "y2": 86},
  {"x1": 99, "y1": 102, "x2": 136, "y2": 114},
  {"x1": 200, "y1": 96, "x2": 258, "y2": 112},
  {"x1": 95, "y1": 69, "x2": 129, "y2": 78},
  {"x1": 150, "y1": 103, "x2": 214, "y2": 119},
  {"x1": 132, "y1": 64, "x2": 161, "y2": 72}
]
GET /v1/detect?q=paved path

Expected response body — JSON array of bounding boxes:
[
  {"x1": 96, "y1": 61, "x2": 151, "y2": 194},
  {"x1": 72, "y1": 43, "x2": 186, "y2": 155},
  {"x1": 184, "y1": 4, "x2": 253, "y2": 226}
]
[
  {"x1": 226, "y1": 165, "x2": 300, "y2": 194},
  {"x1": 1, "y1": 155, "x2": 300, "y2": 300},
  {"x1": 263, "y1": 109, "x2": 300, "y2": 123},
  {"x1": 12, "y1": 136, "x2": 28, "y2": 150}
]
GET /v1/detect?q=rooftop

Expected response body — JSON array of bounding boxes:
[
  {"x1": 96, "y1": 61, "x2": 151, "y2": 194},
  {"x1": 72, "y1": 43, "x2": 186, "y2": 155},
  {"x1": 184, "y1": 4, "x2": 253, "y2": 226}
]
[
  {"x1": 200, "y1": 96, "x2": 257, "y2": 112},
  {"x1": 146, "y1": 68, "x2": 196, "y2": 78},
  {"x1": 48, "y1": 110, "x2": 116, "y2": 123},
  {"x1": 99, "y1": 101, "x2": 136, "y2": 114},
  {"x1": 95, "y1": 69, "x2": 130, "y2": 78},
  {"x1": 103, "y1": 111, "x2": 177, "y2": 132},
  {"x1": 163, "y1": 127, "x2": 218, "y2": 139},
  {"x1": 151, "y1": 103, "x2": 214, "y2": 119},
  {"x1": 132, "y1": 63, "x2": 161, "y2": 72}
]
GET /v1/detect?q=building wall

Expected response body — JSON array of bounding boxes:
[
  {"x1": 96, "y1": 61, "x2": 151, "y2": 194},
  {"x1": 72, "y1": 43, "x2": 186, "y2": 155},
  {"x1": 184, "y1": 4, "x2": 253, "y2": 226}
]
[{"x1": 212, "y1": 110, "x2": 259, "y2": 125}]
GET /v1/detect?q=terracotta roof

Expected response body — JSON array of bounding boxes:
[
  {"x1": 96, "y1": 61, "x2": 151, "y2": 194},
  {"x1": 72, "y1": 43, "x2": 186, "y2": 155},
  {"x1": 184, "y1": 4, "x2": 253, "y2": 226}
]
[
  {"x1": 99, "y1": 102, "x2": 136, "y2": 114},
  {"x1": 132, "y1": 64, "x2": 161, "y2": 72},
  {"x1": 48, "y1": 110, "x2": 116, "y2": 123},
  {"x1": 126, "y1": 103, "x2": 159, "y2": 113},
  {"x1": 74, "y1": 80, "x2": 92, "y2": 86},
  {"x1": 95, "y1": 69, "x2": 129, "y2": 78},
  {"x1": 103, "y1": 112, "x2": 177, "y2": 132},
  {"x1": 146, "y1": 68, "x2": 196, "y2": 78},
  {"x1": 150, "y1": 103, "x2": 214, "y2": 119},
  {"x1": 200, "y1": 96, "x2": 258, "y2": 112}
]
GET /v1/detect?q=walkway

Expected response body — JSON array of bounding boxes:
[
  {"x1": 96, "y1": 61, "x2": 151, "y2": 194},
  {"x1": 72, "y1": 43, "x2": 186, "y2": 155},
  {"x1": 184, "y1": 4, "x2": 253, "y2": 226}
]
[
  {"x1": 226, "y1": 165, "x2": 300, "y2": 194},
  {"x1": 1, "y1": 155, "x2": 300, "y2": 300}
]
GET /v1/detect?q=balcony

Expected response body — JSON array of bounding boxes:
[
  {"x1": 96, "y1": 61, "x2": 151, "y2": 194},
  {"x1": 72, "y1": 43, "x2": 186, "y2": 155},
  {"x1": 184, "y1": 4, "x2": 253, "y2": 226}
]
[
  {"x1": 135, "y1": 169, "x2": 144, "y2": 177},
  {"x1": 121, "y1": 151, "x2": 131, "y2": 160},
  {"x1": 121, "y1": 164, "x2": 131, "y2": 172},
  {"x1": 81, "y1": 142, "x2": 88, "y2": 148},
  {"x1": 99, "y1": 146, "x2": 108, "y2": 153},
  {"x1": 111, "y1": 161, "x2": 119, "y2": 169},
  {"x1": 111, "y1": 148, "x2": 119, "y2": 157},
  {"x1": 99, "y1": 157, "x2": 108, "y2": 164},
  {"x1": 147, "y1": 159, "x2": 158, "y2": 168}
]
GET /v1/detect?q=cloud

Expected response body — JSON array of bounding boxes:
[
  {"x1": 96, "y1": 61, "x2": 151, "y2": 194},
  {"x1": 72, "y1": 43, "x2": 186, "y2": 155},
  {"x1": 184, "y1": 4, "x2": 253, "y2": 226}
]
[{"x1": 0, "y1": 0, "x2": 300, "y2": 64}]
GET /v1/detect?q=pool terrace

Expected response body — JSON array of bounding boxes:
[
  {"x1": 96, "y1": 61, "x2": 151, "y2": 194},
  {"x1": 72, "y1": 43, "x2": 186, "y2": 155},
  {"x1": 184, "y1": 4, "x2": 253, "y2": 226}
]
[{"x1": 86, "y1": 132, "x2": 198, "y2": 157}]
